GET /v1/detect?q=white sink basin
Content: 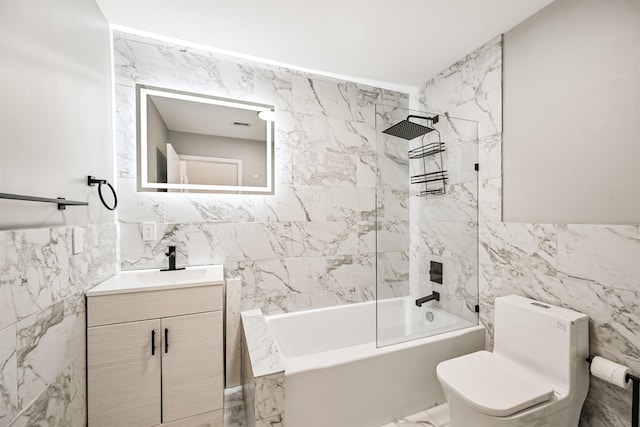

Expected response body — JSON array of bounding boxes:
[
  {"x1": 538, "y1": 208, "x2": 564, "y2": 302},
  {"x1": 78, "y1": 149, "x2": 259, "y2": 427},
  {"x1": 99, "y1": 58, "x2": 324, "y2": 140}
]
[{"x1": 87, "y1": 265, "x2": 224, "y2": 296}]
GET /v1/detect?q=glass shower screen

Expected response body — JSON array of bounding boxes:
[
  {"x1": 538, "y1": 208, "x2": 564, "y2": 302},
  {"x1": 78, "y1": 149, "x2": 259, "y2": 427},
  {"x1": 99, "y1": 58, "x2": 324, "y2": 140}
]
[{"x1": 375, "y1": 104, "x2": 479, "y2": 347}]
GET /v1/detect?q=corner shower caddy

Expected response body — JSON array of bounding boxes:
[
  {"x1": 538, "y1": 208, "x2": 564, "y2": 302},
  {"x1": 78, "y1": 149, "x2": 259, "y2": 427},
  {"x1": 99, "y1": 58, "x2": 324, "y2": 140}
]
[
  {"x1": 407, "y1": 116, "x2": 447, "y2": 196},
  {"x1": 382, "y1": 114, "x2": 447, "y2": 196}
]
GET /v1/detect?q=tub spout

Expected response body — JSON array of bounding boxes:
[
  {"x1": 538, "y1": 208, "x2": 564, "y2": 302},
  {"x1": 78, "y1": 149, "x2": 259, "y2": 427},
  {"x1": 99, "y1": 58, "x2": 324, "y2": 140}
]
[{"x1": 415, "y1": 291, "x2": 440, "y2": 307}]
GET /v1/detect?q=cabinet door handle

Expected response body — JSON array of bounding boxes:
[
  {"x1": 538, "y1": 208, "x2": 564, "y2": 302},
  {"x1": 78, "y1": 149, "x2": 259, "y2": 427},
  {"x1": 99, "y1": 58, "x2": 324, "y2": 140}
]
[
  {"x1": 151, "y1": 330, "x2": 156, "y2": 355},
  {"x1": 164, "y1": 328, "x2": 169, "y2": 353}
]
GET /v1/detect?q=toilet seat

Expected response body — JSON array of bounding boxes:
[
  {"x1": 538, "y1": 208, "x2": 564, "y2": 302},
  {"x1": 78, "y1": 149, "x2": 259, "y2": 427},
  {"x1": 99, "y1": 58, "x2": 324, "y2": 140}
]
[{"x1": 437, "y1": 350, "x2": 554, "y2": 417}]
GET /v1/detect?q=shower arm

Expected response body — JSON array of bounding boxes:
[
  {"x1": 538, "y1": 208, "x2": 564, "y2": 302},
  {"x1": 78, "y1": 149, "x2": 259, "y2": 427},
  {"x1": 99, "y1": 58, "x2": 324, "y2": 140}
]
[{"x1": 407, "y1": 115, "x2": 439, "y2": 125}]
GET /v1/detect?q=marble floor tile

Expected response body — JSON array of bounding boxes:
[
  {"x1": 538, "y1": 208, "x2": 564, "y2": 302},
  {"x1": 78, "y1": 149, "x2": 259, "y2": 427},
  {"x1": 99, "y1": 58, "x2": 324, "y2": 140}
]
[
  {"x1": 224, "y1": 386, "x2": 247, "y2": 427},
  {"x1": 380, "y1": 403, "x2": 450, "y2": 427}
]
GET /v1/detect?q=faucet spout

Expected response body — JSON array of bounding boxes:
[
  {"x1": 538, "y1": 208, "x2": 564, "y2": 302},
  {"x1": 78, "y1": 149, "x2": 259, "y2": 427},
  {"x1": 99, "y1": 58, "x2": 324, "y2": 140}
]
[{"x1": 415, "y1": 291, "x2": 440, "y2": 307}]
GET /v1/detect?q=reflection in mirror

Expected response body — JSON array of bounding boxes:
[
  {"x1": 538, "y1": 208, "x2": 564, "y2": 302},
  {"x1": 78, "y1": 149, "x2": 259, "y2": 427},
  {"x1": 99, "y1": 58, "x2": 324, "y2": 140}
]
[{"x1": 137, "y1": 85, "x2": 274, "y2": 193}]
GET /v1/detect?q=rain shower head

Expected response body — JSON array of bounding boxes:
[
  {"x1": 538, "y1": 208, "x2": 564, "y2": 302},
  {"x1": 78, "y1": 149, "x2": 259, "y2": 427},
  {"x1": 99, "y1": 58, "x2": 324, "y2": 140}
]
[{"x1": 382, "y1": 115, "x2": 439, "y2": 140}]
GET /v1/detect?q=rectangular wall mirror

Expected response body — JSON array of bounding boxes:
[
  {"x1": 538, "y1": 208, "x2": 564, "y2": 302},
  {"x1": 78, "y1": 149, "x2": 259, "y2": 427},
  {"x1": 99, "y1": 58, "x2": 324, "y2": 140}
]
[{"x1": 136, "y1": 84, "x2": 274, "y2": 194}]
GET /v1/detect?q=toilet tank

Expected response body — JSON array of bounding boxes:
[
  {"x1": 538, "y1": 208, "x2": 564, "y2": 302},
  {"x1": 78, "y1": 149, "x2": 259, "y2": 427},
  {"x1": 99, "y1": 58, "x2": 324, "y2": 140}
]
[{"x1": 493, "y1": 295, "x2": 589, "y2": 395}]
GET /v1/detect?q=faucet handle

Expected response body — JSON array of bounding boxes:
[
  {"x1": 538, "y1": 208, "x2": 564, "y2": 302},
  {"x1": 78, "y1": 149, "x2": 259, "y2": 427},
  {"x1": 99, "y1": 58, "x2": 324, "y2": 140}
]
[{"x1": 165, "y1": 245, "x2": 176, "y2": 256}]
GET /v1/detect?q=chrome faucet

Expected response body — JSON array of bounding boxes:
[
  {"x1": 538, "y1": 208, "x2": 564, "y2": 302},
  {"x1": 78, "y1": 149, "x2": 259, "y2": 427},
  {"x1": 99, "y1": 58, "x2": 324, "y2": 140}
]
[
  {"x1": 415, "y1": 291, "x2": 440, "y2": 307},
  {"x1": 161, "y1": 245, "x2": 184, "y2": 271}
]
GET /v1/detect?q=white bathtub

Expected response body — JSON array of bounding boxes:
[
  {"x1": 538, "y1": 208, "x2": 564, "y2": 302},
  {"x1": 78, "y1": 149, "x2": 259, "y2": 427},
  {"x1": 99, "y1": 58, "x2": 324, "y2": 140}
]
[{"x1": 265, "y1": 297, "x2": 485, "y2": 427}]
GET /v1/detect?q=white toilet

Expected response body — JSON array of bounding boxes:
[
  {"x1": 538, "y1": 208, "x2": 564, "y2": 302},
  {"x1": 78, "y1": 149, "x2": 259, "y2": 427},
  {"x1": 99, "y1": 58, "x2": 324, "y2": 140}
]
[{"x1": 437, "y1": 295, "x2": 589, "y2": 427}]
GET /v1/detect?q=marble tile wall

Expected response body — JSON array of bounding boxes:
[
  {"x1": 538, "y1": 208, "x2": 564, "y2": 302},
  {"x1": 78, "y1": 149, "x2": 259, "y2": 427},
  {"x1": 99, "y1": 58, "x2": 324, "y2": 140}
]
[
  {"x1": 113, "y1": 31, "x2": 409, "y2": 315},
  {"x1": 0, "y1": 224, "x2": 117, "y2": 427},
  {"x1": 415, "y1": 35, "x2": 640, "y2": 426},
  {"x1": 240, "y1": 310, "x2": 285, "y2": 427}
]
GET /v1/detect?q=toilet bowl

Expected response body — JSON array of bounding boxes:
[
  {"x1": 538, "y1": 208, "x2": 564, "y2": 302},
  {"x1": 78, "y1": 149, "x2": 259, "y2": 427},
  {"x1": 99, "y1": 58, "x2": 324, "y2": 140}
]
[{"x1": 437, "y1": 295, "x2": 589, "y2": 427}]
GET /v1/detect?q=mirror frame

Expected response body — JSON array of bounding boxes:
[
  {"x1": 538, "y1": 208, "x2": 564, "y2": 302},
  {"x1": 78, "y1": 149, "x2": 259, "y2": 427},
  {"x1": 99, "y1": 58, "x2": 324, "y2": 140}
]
[{"x1": 136, "y1": 84, "x2": 274, "y2": 194}]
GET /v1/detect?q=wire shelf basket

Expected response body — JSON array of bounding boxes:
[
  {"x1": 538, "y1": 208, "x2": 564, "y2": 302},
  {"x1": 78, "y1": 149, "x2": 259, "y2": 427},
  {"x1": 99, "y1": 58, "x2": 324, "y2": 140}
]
[{"x1": 408, "y1": 142, "x2": 445, "y2": 159}]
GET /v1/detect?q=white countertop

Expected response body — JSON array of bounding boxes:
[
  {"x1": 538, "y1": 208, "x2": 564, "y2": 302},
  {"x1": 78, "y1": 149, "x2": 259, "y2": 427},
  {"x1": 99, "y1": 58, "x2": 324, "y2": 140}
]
[{"x1": 86, "y1": 265, "x2": 224, "y2": 296}]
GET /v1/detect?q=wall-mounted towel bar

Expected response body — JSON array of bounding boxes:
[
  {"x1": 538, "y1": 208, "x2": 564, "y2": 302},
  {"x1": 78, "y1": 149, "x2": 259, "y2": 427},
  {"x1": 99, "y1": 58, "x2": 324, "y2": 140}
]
[{"x1": 0, "y1": 192, "x2": 88, "y2": 210}]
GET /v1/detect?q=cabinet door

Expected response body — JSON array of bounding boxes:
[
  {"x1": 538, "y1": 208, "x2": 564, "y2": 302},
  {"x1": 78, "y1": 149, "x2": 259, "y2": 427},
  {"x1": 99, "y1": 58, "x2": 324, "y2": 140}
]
[
  {"x1": 161, "y1": 311, "x2": 223, "y2": 423},
  {"x1": 88, "y1": 319, "x2": 161, "y2": 427}
]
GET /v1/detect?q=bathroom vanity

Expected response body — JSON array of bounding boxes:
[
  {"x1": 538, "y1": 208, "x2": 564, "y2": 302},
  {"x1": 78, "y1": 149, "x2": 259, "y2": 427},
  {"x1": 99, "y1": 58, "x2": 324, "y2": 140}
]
[{"x1": 86, "y1": 266, "x2": 225, "y2": 427}]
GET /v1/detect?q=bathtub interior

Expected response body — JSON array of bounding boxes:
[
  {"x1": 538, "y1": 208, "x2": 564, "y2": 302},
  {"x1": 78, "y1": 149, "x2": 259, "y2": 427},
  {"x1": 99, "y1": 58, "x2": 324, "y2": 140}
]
[
  {"x1": 377, "y1": 297, "x2": 475, "y2": 347},
  {"x1": 266, "y1": 296, "x2": 475, "y2": 360}
]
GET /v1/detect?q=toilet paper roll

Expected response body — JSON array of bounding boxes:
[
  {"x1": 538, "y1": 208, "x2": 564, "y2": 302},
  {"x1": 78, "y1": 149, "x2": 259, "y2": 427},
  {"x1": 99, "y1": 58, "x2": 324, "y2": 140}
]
[{"x1": 590, "y1": 356, "x2": 630, "y2": 389}]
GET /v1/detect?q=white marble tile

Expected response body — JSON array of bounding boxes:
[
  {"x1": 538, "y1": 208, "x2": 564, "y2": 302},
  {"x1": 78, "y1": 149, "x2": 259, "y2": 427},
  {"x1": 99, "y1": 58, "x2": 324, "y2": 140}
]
[
  {"x1": 357, "y1": 152, "x2": 378, "y2": 189},
  {"x1": 478, "y1": 177, "x2": 501, "y2": 223},
  {"x1": 254, "y1": 185, "x2": 326, "y2": 223},
  {"x1": 414, "y1": 220, "x2": 477, "y2": 262},
  {"x1": 423, "y1": 402, "x2": 450, "y2": 425},
  {"x1": 15, "y1": 296, "x2": 84, "y2": 410},
  {"x1": 377, "y1": 220, "x2": 410, "y2": 253},
  {"x1": 241, "y1": 338, "x2": 256, "y2": 427},
  {"x1": 479, "y1": 222, "x2": 557, "y2": 276},
  {"x1": 240, "y1": 310, "x2": 284, "y2": 378},
  {"x1": 68, "y1": 223, "x2": 117, "y2": 295},
  {"x1": 499, "y1": 271, "x2": 640, "y2": 359},
  {"x1": 8, "y1": 356, "x2": 84, "y2": 427},
  {"x1": 116, "y1": 178, "x2": 165, "y2": 223},
  {"x1": 0, "y1": 228, "x2": 69, "y2": 330},
  {"x1": 326, "y1": 187, "x2": 376, "y2": 222},
  {"x1": 0, "y1": 324, "x2": 17, "y2": 426},
  {"x1": 289, "y1": 222, "x2": 358, "y2": 258},
  {"x1": 557, "y1": 224, "x2": 640, "y2": 292},
  {"x1": 292, "y1": 76, "x2": 378, "y2": 124},
  {"x1": 164, "y1": 193, "x2": 255, "y2": 223},
  {"x1": 236, "y1": 259, "x2": 292, "y2": 302},
  {"x1": 224, "y1": 386, "x2": 248, "y2": 427},
  {"x1": 413, "y1": 182, "x2": 477, "y2": 223},
  {"x1": 119, "y1": 222, "x2": 182, "y2": 270},
  {"x1": 253, "y1": 68, "x2": 292, "y2": 112},
  {"x1": 380, "y1": 89, "x2": 410, "y2": 108},
  {"x1": 226, "y1": 278, "x2": 242, "y2": 388},
  {"x1": 292, "y1": 146, "x2": 357, "y2": 187},
  {"x1": 326, "y1": 118, "x2": 376, "y2": 158},
  {"x1": 325, "y1": 255, "x2": 374, "y2": 291},
  {"x1": 380, "y1": 189, "x2": 410, "y2": 221},
  {"x1": 253, "y1": 373, "x2": 284, "y2": 421},
  {"x1": 377, "y1": 251, "x2": 410, "y2": 286},
  {"x1": 114, "y1": 84, "x2": 137, "y2": 179},
  {"x1": 283, "y1": 256, "x2": 329, "y2": 294},
  {"x1": 478, "y1": 134, "x2": 501, "y2": 180},
  {"x1": 233, "y1": 223, "x2": 291, "y2": 261},
  {"x1": 115, "y1": 36, "x2": 255, "y2": 98},
  {"x1": 178, "y1": 223, "x2": 242, "y2": 265},
  {"x1": 376, "y1": 134, "x2": 410, "y2": 191}
]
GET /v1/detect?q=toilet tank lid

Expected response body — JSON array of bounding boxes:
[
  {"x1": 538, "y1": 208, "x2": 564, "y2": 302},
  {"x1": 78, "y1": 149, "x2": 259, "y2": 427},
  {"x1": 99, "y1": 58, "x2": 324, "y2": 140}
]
[
  {"x1": 497, "y1": 295, "x2": 588, "y2": 324},
  {"x1": 437, "y1": 351, "x2": 554, "y2": 417}
]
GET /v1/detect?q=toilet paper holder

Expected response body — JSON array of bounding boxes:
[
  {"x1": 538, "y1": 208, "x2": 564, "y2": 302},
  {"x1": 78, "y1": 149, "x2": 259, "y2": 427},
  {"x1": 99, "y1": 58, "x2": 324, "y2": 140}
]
[{"x1": 587, "y1": 357, "x2": 639, "y2": 427}]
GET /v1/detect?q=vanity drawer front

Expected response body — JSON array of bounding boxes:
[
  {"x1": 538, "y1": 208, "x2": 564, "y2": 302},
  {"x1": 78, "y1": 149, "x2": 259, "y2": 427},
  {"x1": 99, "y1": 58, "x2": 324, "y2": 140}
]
[{"x1": 88, "y1": 285, "x2": 222, "y2": 327}]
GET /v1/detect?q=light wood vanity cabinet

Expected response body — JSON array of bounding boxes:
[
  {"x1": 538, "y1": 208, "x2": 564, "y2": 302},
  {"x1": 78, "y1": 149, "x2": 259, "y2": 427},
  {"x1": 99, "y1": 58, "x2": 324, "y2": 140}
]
[{"x1": 87, "y1": 282, "x2": 224, "y2": 427}]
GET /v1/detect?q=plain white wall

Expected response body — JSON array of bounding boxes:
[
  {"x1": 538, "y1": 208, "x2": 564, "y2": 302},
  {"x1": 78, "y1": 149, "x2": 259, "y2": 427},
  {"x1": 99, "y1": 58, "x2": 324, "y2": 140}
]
[
  {"x1": 503, "y1": 0, "x2": 640, "y2": 224},
  {"x1": 169, "y1": 131, "x2": 267, "y2": 187},
  {"x1": 0, "y1": 0, "x2": 114, "y2": 228}
]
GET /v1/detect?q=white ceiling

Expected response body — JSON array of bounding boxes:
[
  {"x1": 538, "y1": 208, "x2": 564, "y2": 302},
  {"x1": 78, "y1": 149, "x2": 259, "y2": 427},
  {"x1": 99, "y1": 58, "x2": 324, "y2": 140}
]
[{"x1": 97, "y1": 0, "x2": 554, "y2": 91}]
